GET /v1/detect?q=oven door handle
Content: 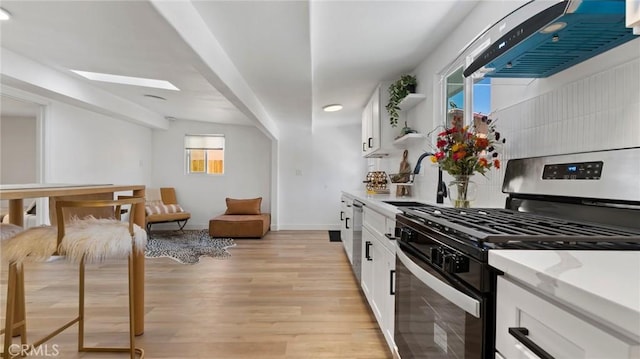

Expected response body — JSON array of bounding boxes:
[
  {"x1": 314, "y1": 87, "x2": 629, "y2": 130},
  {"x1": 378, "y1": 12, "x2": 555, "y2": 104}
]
[{"x1": 396, "y1": 244, "x2": 481, "y2": 318}]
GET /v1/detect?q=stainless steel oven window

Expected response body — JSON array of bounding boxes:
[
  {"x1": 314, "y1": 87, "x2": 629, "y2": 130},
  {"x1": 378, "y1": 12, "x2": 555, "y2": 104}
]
[{"x1": 395, "y1": 245, "x2": 485, "y2": 358}]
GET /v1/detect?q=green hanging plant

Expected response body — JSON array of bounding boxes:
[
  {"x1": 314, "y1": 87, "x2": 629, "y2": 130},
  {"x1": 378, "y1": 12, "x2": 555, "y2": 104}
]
[{"x1": 386, "y1": 74, "x2": 417, "y2": 127}]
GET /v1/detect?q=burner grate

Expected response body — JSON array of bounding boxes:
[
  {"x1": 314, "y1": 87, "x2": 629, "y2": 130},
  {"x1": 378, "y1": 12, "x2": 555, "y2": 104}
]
[{"x1": 403, "y1": 205, "x2": 640, "y2": 244}]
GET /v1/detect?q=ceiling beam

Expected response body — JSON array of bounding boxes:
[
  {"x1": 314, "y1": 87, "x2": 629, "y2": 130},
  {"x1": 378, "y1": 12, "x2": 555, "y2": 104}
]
[
  {"x1": 0, "y1": 48, "x2": 169, "y2": 129},
  {"x1": 149, "y1": 0, "x2": 280, "y2": 141}
]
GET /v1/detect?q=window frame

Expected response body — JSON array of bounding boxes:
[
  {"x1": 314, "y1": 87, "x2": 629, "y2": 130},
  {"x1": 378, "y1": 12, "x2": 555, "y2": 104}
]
[{"x1": 184, "y1": 134, "x2": 225, "y2": 175}]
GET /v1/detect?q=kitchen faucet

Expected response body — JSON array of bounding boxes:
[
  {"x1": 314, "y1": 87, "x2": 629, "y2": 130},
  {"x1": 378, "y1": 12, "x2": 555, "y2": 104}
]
[{"x1": 413, "y1": 152, "x2": 447, "y2": 204}]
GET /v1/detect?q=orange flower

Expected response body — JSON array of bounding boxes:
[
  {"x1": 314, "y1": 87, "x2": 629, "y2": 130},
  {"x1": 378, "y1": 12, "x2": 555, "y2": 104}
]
[
  {"x1": 478, "y1": 158, "x2": 489, "y2": 167},
  {"x1": 453, "y1": 151, "x2": 467, "y2": 161},
  {"x1": 475, "y1": 138, "x2": 489, "y2": 149},
  {"x1": 430, "y1": 155, "x2": 438, "y2": 163},
  {"x1": 493, "y1": 159, "x2": 501, "y2": 169}
]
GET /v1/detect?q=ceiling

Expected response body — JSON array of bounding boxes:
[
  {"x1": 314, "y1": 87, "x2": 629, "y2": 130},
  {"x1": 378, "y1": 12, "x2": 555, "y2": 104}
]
[{"x1": 0, "y1": 0, "x2": 478, "y2": 138}]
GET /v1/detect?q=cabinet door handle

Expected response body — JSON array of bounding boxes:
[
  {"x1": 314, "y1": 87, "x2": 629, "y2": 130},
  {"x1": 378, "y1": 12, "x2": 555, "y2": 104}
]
[
  {"x1": 508, "y1": 327, "x2": 555, "y2": 359},
  {"x1": 363, "y1": 142, "x2": 366, "y2": 152},
  {"x1": 365, "y1": 241, "x2": 372, "y2": 261},
  {"x1": 340, "y1": 211, "x2": 344, "y2": 221},
  {"x1": 345, "y1": 218, "x2": 350, "y2": 229},
  {"x1": 389, "y1": 269, "x2": 395, "y2": 295},
  {"x1": 368, "y1": 137, "x2": 373, "y2": 148}
]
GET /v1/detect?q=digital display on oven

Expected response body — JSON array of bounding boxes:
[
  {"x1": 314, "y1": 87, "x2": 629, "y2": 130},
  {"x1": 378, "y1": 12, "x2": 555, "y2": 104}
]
[{"x1": 542, "y1": 161, "x2": 603, "y2": 180}]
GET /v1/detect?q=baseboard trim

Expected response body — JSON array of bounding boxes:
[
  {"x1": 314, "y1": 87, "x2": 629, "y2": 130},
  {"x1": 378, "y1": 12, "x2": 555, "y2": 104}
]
[
  {"x1": 276, "y1": 224, "x2": 341, "y2": 231},
  {"x1": 157, "y1": 223, "x2": 342, "y2": 232}
]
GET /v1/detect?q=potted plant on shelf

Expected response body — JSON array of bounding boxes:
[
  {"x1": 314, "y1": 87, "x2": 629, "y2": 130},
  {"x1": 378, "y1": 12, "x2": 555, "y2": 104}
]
[{"x1": 386, "y1": 74, "x2": 417, "y2": 128}]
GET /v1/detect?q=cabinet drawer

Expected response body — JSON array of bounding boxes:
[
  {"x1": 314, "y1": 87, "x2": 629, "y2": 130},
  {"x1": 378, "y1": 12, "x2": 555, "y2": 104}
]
[
  {"x1": 364, "y1": 207, "x2": 386, "y2": 237},
  {"x1": 385, "y1": 217, "x2": 395, "y2": 238},
  {"x1": 496, "y1": 276, "x2": 639, "y2": 359}
]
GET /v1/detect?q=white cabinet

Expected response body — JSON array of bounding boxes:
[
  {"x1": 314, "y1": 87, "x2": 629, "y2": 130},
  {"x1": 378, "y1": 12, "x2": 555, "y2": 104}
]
[
  {"x1": 495, "y1": 276, "x2": 639, "y2": 359},
  {"x1": 361, "y1": 87, "x2": 381, "y2": 157},
  {"x1": 361, "y1": 84, "x2": 426, "y2": 157},
  {"x1": 362, "y1": 206, "x2": 396, "y2": 354},
  {"x1": 361, "y1": 225, "x2": 375, "y2": 307},
  {"x1": 340, "y1": 196, "x2": 353, "y2": 264},
  {"x1": 361, "y1": 83, "x2": 390, "y2": 158}
]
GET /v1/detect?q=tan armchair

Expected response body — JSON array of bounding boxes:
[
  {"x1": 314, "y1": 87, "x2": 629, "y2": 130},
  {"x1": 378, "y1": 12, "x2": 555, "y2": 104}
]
[{"x1": 145, "y1": 187, "x2": 191, "y2": 233}]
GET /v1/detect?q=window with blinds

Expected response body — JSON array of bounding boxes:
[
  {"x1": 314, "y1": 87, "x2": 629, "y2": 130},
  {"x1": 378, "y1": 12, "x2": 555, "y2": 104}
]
[{"x1": 184, "y1": 134, "x2": 225, "y2": 175}]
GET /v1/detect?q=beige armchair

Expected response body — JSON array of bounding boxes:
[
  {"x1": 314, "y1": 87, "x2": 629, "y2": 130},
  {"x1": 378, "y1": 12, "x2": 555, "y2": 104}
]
[{"x1": 145, "y1": 187, "x2": 191, "y2": 233}]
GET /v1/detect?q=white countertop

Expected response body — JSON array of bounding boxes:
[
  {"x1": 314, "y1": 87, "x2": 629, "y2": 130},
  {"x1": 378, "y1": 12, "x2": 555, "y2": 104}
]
[
  {"x1": 342, "y1": 190, "x2": 446, "y2": 218},
  {"x1": 490, "y1": 250, "x2": 640, "y2": 341}
]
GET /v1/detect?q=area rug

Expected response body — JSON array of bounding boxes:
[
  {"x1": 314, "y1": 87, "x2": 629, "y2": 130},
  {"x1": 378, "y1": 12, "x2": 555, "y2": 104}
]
[{"x1": 145, "y1": 229, "x2": 235, "y2": 264}]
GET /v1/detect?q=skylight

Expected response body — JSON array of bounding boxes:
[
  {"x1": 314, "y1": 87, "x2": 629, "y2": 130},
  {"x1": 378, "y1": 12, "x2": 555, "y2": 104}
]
[{"x1": 71, "y1": 70, "x2": 180, "y2": 91}]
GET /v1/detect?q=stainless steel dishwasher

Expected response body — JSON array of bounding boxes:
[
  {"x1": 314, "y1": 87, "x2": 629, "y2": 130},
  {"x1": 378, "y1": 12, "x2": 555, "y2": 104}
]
[{"x1": 351, "y1": 200, "x2": 364, "y2": 283}]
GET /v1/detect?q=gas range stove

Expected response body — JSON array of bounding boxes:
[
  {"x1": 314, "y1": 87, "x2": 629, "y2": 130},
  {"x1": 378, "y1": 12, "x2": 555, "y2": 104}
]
[
  {"x1": 393, "y1": 148, "x2": 640, "y2": 359},
  {"x1": 397, "y1": 147, "x2": 640, "y2": 258},
  {"x1": 399, "y1": 204, "x2": 640, "y2": 247}
]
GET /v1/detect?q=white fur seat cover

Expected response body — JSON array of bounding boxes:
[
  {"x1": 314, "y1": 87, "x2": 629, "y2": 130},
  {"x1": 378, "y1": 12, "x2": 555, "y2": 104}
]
[
  {"x1": 1, "y1": 218, "x2": 146, "y2": 264},
  {"x1": 0, "y1": 223, "x2": 24, "y2": 240},
  {"x1": 58, "y1": 217, "x2": 147, "y2": 264},
  {"x1": 1, "y1": 225, "x2": 57, "y2": 263}
]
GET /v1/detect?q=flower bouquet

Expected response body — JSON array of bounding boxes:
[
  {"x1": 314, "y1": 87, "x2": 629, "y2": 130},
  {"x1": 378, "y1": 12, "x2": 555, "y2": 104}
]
[{"x1": 430, "y1": 116, "x2": 505, "y2": 207}]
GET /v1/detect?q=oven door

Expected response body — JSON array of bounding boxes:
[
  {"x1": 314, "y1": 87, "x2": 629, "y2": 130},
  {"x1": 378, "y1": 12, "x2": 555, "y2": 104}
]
[{"x1": 394, "y1": 242, "x2": 486, "y2": 359}]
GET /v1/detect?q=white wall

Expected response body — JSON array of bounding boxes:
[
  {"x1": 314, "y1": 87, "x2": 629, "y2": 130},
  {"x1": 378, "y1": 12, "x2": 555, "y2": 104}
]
[
  {"x1": 1, "y1": 115, "x2": 37, "y2": 184},
  {"x1": 0, "y1": 97, "x2": 155, "y2": 224},
  {"x1": 373, "y1": 1, "x2": 640, "y2": 208},
  {"x1": 44, "y1": 100, "x2": 153, "y2": 186},
  {"x1": 278, "y1": 121, "x2": 366, "y2": 230},
  {"x1": 151, "y1": 119, "x2": 272, "y2": 229},
  {"x1": 373, "y1": 0, "x2": 527, "y2": 203}
]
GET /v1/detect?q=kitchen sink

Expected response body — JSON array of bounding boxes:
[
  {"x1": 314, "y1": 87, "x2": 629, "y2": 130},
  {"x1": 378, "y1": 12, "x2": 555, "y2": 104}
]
[{"x1": 382, "y1": 201, "x2": 429, "y2": 207}]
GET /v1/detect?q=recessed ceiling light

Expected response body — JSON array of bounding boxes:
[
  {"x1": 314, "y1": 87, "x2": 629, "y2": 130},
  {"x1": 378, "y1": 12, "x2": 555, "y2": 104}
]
[
  {"x1": 71, "y1": 70, "x2": 180, "y2": 91},
  {"x1": 323, "y1": 104, "x2": 343, "y2": 112},
  {"x1": 540, "y1": 22, "x2": 566, "y2": 34},
  {"x1": 0, "y1": 7, "x2": 12, "y2": 20}
]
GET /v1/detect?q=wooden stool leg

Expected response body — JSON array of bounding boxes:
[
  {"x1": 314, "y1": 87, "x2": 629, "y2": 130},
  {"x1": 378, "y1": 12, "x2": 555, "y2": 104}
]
[
  {"x1": 16, "y1": 265, "x2": 27, "y2": 345},
  {"x1": 128, "y1": 256, "x2": 135, "y2": 359},
  {"x1": 2, "y1": 263, "x2": 28, "y2": 359},
  {"x1": 3, "y1": 263, "x2": 17, "y2": 359},
  {"x1": 78, "y1": 258, "x2": 86, "y2": 352}
]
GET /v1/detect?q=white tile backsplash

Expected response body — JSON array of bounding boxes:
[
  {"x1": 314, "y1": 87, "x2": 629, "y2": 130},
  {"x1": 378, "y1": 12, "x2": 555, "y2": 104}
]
[
  {"x1": 482, "y1": 58, "x2": 640, "y2": 207},
  {"x1": 368, "y1": 58, "x2": 639, "y2": 208}
]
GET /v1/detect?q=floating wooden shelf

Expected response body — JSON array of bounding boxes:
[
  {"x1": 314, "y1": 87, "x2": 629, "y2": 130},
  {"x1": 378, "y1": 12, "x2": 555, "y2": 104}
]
[
  {"x1": 393, "y1": 133, "x2": 426, "y2": 146},
  {"x1": 397, "y1": 93, "x2": 426, "y2": 111}
]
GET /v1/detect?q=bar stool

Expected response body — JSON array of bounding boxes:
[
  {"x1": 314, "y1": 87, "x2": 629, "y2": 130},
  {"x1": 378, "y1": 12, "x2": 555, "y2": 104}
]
[
  {"x1": 1, "y1": 223, "x2": 57, "y2": 359},
  {"x1": 1, "y1": 198, "x2": 146, "y2": 359},
  {"x1": 1, "y1": 223, "x2": 25, "y2": 359},
  {"x1": 54, "y1": 197, "x2": 146, "y2": 359}
]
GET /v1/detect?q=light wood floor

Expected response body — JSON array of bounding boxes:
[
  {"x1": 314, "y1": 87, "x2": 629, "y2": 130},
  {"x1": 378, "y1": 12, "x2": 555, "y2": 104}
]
[{"x1": 1, "y1": 230, "x2": 391, "y2": 359}]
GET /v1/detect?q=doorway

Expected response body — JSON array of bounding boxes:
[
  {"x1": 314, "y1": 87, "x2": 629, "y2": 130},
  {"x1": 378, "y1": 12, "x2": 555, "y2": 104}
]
[{"x1": 1, "y1": 93, "x2": 45, "y2": 226}]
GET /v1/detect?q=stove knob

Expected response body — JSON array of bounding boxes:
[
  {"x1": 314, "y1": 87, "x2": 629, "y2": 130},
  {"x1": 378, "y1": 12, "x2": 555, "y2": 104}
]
[
  {"x1": 430, "y1": 247, "x2": 444, "y2": 267},
  {"x1": 400, "y1": 228, "x2": 415, "y2": 242},
  {"x1": 443, "y1": 253, "x2": 470, "y2": 274}
]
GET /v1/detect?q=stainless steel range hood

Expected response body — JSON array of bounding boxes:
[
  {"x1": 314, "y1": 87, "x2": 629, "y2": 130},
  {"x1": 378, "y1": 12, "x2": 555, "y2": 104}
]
[{"x1": 463, "y1": 0, "x2": 638, "y2": 79}]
